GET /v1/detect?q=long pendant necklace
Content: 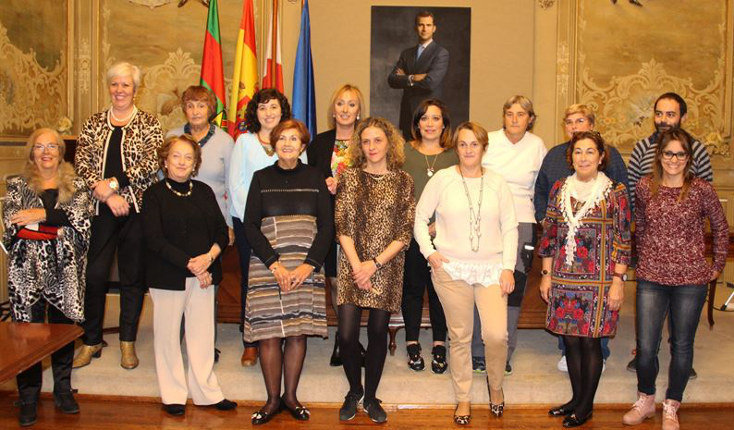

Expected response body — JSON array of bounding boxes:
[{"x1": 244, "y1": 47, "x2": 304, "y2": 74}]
[
  {"x1": 165, "y1": 180, "x2": 193, "y2": 197},
  {"x1": 459, "y1": 167, "x2": 484, "y2": 252},
  {"x1": 109, "y1": 105, "x2": 137, "y2": 123},
  {"x1": 424, "y1": 153, "x2": 440, "y2": 177}
]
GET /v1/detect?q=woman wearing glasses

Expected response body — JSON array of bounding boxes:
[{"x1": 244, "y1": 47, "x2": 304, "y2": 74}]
[{"x1": 622, "y1": 129, "x2": 728, "y2": 430}]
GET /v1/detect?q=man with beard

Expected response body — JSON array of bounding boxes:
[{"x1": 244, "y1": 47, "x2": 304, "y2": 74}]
[
  {"x1": 627, "y1": 92, "x2": 713, "y2": 213},
  {"x1": 626, "y1": 92, "x2": 714, "y2": 376}
]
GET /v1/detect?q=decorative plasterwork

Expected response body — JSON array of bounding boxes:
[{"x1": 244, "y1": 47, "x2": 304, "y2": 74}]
[
  {"x1": 135, "y1": 49, "x2": 201, "y2": 131},
  {"x1": 77, "y1": 37, "x2": 91, "y2": 95},
  {"x1": 0, "y1": 24, "x2": 67, "y2": 136},
  {"x1": 538, "y1": 0, "x2": 556, "y2": 9}
]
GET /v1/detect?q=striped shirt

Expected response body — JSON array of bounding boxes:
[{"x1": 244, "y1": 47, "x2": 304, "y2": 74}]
[{"x1": 627, "y1": 132, "x2": 713, "y2": 213}]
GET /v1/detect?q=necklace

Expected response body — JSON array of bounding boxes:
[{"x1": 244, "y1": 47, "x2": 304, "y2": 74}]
[
  {"x1": 459, "y1": 167, "x2": 484, "y2": 252},
  {"x1": 165, "y1": 180, "x2": 193, "y2": 197},
  {"x1": 424, "y1": 152, "x2": 440, "y2": 177},
  {"x1": 365, "y1": 171, "x2": 389, "y2": 182},
  {"x1": 257, "y1": 133, "x2": 274, "y2": 156},
  {"x1": 109, "y1": 105, "x2": 137, "y2": 123}
]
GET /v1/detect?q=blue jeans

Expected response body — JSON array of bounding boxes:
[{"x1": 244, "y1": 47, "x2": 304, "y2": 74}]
[
  {"x1": 233, "y1": 216, "x2": 257, "y2": 348},
  {"x1": 636, "y1": 279, "x2": 707, "y2": 402}
]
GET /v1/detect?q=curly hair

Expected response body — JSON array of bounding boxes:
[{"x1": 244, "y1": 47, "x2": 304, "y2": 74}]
[
  {"x1": 566, "y1": 130, "x2": 608, "y2": 172},
  {"x1": 347, "y1": 117, "x2": 405, "y2": 170},
  {"x1": 244, "y1": 88, "x2": 291, "y2": 133},
  {"x1": 24, "y1": 128, "x2": 77, "y2": 204},
  {"x1": 158, "y1": 134, "x2": 203, "y2": 178}
]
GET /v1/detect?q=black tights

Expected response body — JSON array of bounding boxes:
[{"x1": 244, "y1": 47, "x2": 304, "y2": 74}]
[
  {"x1": 258, "y1": 335, "x2": 307, "y2": 413},
  {"x1": 338, "y1": 304, "x2": 390, "y2": 401},
  {"x1": 562, "y1": 335, "x2": 603, "y2": 418}
]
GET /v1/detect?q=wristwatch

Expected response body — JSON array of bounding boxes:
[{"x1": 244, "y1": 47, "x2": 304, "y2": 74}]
[
  {"x1": 108, "y1": 177, "x2": 119, "y2": 191},
  {"x1": 613, "y1": 272, "x2": 628, "y2": 281},
  {"x1": 373, "y1": 257, "x2": 384, "y2": 270}
]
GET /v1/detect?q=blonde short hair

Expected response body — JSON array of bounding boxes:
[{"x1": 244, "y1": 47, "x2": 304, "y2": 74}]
[
  {"x1": 563, "y1": 103, "x2": 596, "y2": 126},
  {"x1": 106, "y1": 62, "x2": 142, "y2": 91},
  {"x1": 347, "y1": 117, "x2": 405, "y2": 170}
]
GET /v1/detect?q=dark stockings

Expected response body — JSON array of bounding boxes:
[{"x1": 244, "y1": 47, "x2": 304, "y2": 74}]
[
  {"x1": 338, "y1": 304, "x2": 390, "y2": 401},
  {"x1": 562, "y1": 335, "x2": 603, "y2": 418},
  {"x1": 258, "y1": 335, "x2": 307, "y2": 413}
]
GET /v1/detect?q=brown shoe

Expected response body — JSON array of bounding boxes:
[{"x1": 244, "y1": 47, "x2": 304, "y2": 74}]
[
  {"x1": 72, "y1": 344, "x2": 103, "y2": 369},
  {"x1": 241, "y1": 347, "x2": 258, "y2": 366},
  {"x1": 120, "y1": 341, "x2": 139, "y2": 369}
]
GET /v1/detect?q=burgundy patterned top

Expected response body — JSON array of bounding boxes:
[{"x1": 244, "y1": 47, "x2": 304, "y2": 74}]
[{"x1": 635, "y1": 176, "x2": 729, "y2": 286}]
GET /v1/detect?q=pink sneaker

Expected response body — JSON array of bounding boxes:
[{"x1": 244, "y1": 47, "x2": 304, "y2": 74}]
[
  {"x1": 662, "y1": 399, "x2": 680, "y2": 430},
  {"x1": 622, "y1": 392, "x2": 655, "y2": 425}
]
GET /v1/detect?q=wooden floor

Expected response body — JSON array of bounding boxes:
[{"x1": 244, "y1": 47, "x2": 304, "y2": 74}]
[{"x1": 1, "y1": 393, "x2": 733, "y2": 429}]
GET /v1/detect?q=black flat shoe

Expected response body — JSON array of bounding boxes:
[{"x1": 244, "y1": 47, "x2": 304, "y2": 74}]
[
  {"x1": 281, "y1": 397, "x2": 310, "y2": 421},
  {"x1": 431, "y1": 345, "x2": 448, "y2": 374},
  {"x1": 162, "y1": 403, "x2": 186, "y2": 417},
  {"x1": 563, "y1": 411, "x2": 593, "y2": 428},
  {"x1": 548, "y1": 403, "x2": 575, "y2": 417},
  {"x1": 213, "y1": 399, "x2": 237, "y2": 411},
  {"x1": 54, "y1": 391, "x2": 80, "y2": 414},
  {"x1": 251, "y1": 402, "x2": 282, "y2": 425},
  {"x1": 17, "y1": 401, "x2": 37, "y2": 427},
  {"x1": 407, "y1": 343, "x2": 425, "y2": 371}
]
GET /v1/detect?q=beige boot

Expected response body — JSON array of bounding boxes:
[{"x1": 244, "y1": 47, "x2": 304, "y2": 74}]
[
  {"x1": 120, "y1": 341, "x2": 139, "y2": 369},
  {"x1": 662, "y1": 399, "x2": 680, "y2": 430},
  {"x1": 72, "y1": 344, "x2": 103, "y2": 369},
  {"x1": 622, "y1": 392, "x2": 655, "y2": 425}
]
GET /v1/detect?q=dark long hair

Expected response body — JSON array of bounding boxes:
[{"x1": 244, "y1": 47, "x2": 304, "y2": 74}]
[{"x1": 650, "y1": 128, "x2": 694, "y2": 202}]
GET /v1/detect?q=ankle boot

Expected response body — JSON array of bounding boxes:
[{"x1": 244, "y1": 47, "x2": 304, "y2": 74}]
[
  {"x1": 17, "y1": 400, "x2": 37, "y2": 427},
  {"x1": 622, "y1": 391, "x2": 655, "y2": 425},
  {"x1": 662, "y1": 399, "x2": 680, "y2": 430},
  {"x1": 120, "y1": 341, "x2": 139, "y2": 369},
  {"x1": 72, "y1": 344, "x2": 103, "y2": 369},
  {"x1": 330, "y1": 333, "x2": 342, "y2": 366}
]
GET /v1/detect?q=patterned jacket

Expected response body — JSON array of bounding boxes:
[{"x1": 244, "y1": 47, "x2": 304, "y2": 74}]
[
  {"x1": 2, "y1": 175, "x2": 94, "y2": 322},
  {"x1": 75, "y1": 108, "x2": 163, "y2": 213}
]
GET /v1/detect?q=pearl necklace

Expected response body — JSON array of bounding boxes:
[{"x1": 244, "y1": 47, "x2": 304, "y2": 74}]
[
  {"x1": 165, "y1": 180, "x2": 193, "y2": 197},
  {"x1": 109, "y1": 105, "x2": 137, "y2": 123}
]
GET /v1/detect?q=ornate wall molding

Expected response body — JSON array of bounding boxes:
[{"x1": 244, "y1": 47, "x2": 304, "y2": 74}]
[
  {"x1": 77, "y1": 37, "x2": 91, "y2": 95},
  {"x1": 0, "y1": 23, "x2": 68, "y2": 137}
]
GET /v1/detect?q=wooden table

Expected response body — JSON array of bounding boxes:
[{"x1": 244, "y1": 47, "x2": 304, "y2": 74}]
[{"x1": 0, "y1": 322, "x2": 82, "y2": 383}]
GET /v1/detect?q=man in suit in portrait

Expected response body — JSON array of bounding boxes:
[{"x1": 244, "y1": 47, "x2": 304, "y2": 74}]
[{"x1": 388, "y1": 11, "x2": 450, "y2": 139}]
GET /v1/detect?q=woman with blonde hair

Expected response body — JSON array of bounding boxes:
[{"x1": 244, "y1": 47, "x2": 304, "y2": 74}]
[
  {"x1": 74, "y1": 61, "x2": 163, "y2": 369},
  {"x1": 3, "y1": 128, "x2": 94, "y2": 426},
  {"x1": 307, "y1": 83, "x2": 365, "y2": 366},
  {"x1": 335, "y1": 117, "x2": 415, "y2": 423}
]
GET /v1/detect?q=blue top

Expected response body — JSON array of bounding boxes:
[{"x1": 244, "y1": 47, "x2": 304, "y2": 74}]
[{"x1": 228, "y1": 131, "x2": 308, "y2": 221}]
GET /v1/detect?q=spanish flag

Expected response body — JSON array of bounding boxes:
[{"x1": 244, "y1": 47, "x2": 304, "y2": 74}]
[
  {"x1": 261, "y1": 0, "x2": 284, "y2": 93},
  {"x1": 228, "y1": 0, "x2": 259, "y2": 138},
  {"x1": 200, "y1": 0, "x2": 227, "y2": 129}
]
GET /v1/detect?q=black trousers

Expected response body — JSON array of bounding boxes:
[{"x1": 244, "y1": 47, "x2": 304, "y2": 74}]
[
  {"x1": 401, "y1": 239, "x2": 447, "y2": 343},
  {"x1": 16, "y1": 300, "x2": 75, "y2": 402},
  {"x1": 81, "y1": 205, "x2": 145, "y2": 345}
]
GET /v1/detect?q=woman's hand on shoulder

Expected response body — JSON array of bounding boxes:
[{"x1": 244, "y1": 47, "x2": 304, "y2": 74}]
[
  {"x1": 290, "y1": 264, "x2": 315, "y2": 290},
  {"x1": 499, "y1": 269, "x2": 515, "y2": 296},
  {"x1": 608, "y1": 277, "x2": 624, "y2": 311},
  {"x1": 427, "y1": 252, "x2": 448, "y2": 270},
  {"x1": 10, "y1": 208, "x2": 46, "y2": 226}
]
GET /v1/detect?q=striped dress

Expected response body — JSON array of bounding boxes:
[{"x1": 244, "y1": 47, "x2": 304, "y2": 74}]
[{"x1": 243, "y1": 162, "x2": 334, "y2": 342}]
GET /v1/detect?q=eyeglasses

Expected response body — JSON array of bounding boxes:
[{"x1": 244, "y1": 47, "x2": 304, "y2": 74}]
[
  {"x1": 33, "y1": 144, "x2": 60, "y2": 152},
  {"x1": 564, "y1": 118, "x2": 588, "y2": 126},
  {"x1": 661, "y1": 150, "x2": 688, "y2": 161}
]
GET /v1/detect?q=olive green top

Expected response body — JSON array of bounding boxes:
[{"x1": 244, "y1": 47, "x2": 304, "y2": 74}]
[{"x1": 402, "y1": 144, "x2": 458, "y2": 201}]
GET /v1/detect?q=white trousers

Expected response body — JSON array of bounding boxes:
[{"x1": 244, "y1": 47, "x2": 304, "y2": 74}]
[{"x1": 150, "y1": 277, "x2": 224, "y2": 405}]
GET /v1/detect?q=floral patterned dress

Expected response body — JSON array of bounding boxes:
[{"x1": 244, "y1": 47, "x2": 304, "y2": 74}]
[{"x1": 538, "y1": 178, "x2": 631, "y2": 338}]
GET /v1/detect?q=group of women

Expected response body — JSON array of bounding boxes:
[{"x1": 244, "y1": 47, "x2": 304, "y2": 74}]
[{"x1": 3, "y1": 60, "x2": 728, "y2": 430}]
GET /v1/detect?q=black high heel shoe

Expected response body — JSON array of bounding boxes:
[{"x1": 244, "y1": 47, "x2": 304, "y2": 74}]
[
  {"x1": 251, "y1": 401, "x2": 282, "y2": 425},
  {"x1": 548, "y1": 403, "x2": 575, "y2": 417},
  {"x1": 562, "y1": 411, "x2": 593, "y2": 428},
  {"x1": 281, "y1": 396, "x2": 310, "y2": 421}
]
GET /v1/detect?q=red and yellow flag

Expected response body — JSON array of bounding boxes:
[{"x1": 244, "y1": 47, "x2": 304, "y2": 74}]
[
  {"x1": 228, "y1": 0, "x2": 259, "y2": 138},
  {"x1": 261, "y1": 0, "x2": 284, "y2": 93},
  {"x1": 200, "y1": 0, "x2": 227, "y2": 129}
]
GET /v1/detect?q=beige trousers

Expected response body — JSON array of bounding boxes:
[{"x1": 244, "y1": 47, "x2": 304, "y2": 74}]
[
  {"x1": 432, "y1": 266, "x2": 508, "y2": 403},
  {"x1": 149, "y1": 277, "x2": 224, "y2": 405}
]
